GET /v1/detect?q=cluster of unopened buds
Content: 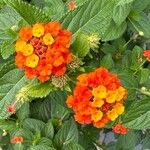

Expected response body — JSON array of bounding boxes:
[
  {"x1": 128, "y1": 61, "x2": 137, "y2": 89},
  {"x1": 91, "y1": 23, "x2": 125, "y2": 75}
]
[
  {"x1": 15, "y1": 21, "x2": 73, "y2": 82},
  {"x1": 112, "y1": 122, "x2": 129, "y2": 135},
  {"x1": 66, "y1": 67, "x2": 127, "y2": 128}
]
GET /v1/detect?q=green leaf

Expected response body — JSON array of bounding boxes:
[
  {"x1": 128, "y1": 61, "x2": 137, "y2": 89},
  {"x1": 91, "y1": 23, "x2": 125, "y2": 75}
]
[
  {"x1": 130, "y1": 45, "x2": 143, "y2": 70},
  {"x1": 54, "y1": 119, "x2": 78, "y2": 149},
  {"x1": 113, "y1": 0, "x2": 134, "y2": 25},
  {"x1": 29, "y1": 145, "x2": 55, "y2": 150},
  {"x1": 61, "y1": 0, "x2": 123, "y2": 41},
  {"x1": 133, "y1": 0, "x2": 150, "y2": 12},
  {"x1": 0, "y1": 68, "x2": 29, "y2": 119},
  {"x1": 100, "y1": 54, "x2": 114, "y2": 69},
  {"x1": 27, "y1": 83, "x2": 54, "y2": 98},
  {"x1": 140, "y1": 68, "x2": 150, "y2": 84},
  {"x1": 4, "y1": 0, "x2": 50, "y2": 24},
  {"x1": 38, "y1": 137, "x2": 53, "y2": 147},
  {"x1": 42, "y1": 120, "x2": 54, "y2": 139},
  {"x1": 122, "y1": 99, "x2": 150, "y2": 129},
  {"x1": 116, "y1": 131, "x2": 140, "y2": 150},
  {"x1": 102, "y1": 20, "x2": 127, "y2": 41},
  {"x1": 63, "y1": 143, "x2": 84, "y2": 150},
  {"x1": 128, "y1": 12, "x2": 150, "y2": 38},
  {"x1": 49, "y1": 90, "x2": 69, "y2": 119},
  {"x1": 0, "y1": 120, "x2": 16, "y2": 131},
  {"x1": 17, "y1": 103, "x2": 30, "y2": 122},
  {"x1": 141, "y1": 134, "x2": 150, "y2": 150},
  {"x1": 71, "y1": 32, "x2": 90, "y2": 57},
  {"x1": 22, "y1": 118, "x2": 45, "y2": 133}
]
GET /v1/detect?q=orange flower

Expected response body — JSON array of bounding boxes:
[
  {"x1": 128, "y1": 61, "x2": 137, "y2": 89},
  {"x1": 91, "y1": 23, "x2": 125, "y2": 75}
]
[
  {"x1": 45, "y1": 21, "x2": 61, "y2": 36},
  {"x1": 11, "y1": 136, "x2": 24, "y2": 144},
  {"x1": 19, "y1": 27, "x2": 32, "y2": 41},
  {"x1": 15, "y1": 21, "x2": 73, "y2": 82},
  {"x1": 112, "y1": 123, "x2": 129, "y2": 135},
  {"x1": 66, "y1": 67, "x2": 127, "y2": 128},
  {"x1": 143, "y1": 50, "x2": 150, "y2": 61}
]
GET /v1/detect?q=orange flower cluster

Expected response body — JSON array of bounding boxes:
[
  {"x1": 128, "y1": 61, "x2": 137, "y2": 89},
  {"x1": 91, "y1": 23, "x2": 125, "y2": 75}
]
[
  {"x1": 112, "y1": 122, "x2": 129, "y2": 135},
  {"x1": 66, "y1": 67, "x2": 127, "y2": 128},
  {"x1": 143, "y1": 50, "x2": 150, "y2": 61},
  {"x1": 15, "y1": 21, "x2": 73, "y2": 82},
  {"x1": 11, "y1": 136, "x2": 24, "y2": 144}
]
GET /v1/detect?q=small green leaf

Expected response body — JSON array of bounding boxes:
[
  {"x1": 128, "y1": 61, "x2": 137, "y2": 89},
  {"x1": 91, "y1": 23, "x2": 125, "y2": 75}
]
[
  {"x1": 140, "y1": 68, "x2": 150, "y2": 84},
  {"x1": 29, "y1": 145, "x2": 55, "y2": 150},
  {"x1": 100, "y1": 54, "x2": 114, "y2": 69},
  {"x1": 54, "y1": 119, "x2": 78, "y2": 149},
  {"x1": 122, "y1": 99, "x2": 150, "y2": 129},
  {"x1": 72, "y1": 33, "x2": 90, "y2": 58},
  {"x1": 27, "y1": 83, "x2": 53, "y2": 98},
  {"x1": 0, "y1": 120, "x2": 16, "y2": 131},
  {"x1": 42, "y1": 120, "x2": 54, "y2": 139},
  {"x1": 62, "y1": 143, "x2": 84, "y2": 150}
]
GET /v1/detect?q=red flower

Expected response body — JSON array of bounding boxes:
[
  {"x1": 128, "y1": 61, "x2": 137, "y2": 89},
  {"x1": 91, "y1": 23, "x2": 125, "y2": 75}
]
[
  {"x1": 68, "y1": 0, "x2": 76, "y2": 10},
  {"x1": 112, "y1": 123, "x2": 129, "y2": 135},
  {"x1": 143, "y1": 50, "x2": 150, "y2": 61},
  {"x1": 11, "y1": 136, "x2": 24, "y2": 144},
  {"x1": 6, "y1": 105, "x2": 16, "y2": 114}
]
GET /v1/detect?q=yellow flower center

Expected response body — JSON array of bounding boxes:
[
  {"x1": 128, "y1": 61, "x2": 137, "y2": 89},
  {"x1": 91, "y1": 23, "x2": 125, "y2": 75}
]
[
  {"x1": 25, "y1": 54, "x2": 39, "y2": 68},
  {"x1": 32, "y1": 23, "x2": 45, "y2": 38},
  {"x1": 43, "y1": 33, "x2": 54, "y2": 45}
]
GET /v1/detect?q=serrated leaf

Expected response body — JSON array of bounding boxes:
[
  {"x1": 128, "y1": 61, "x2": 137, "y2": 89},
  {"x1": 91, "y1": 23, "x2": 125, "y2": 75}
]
[
  {"x1": 4, "y1": 0, "x2": 50, "y2": 24},
  {"x1": 0, "y1": 120, "x2": 16, "y2": 131},
  {"x1": 140, "y1": 68, "x2": 150, "y2": 84},
  {"x1": 42, "y1": 120, "x2": 54, "y2": 139},
  {"x1": 71, "y1": 32, "x2": 90, "y2": 57},
  {"x1": 113, "y1": 0, "x2": 134, "y2": 25},
  {"x1": 100, "y1": 54, "x2": 114, "y2": 69},
  {"x1": 22, "y1": 118, "x2": 45, "y2": 133},
  {"x1": 27, "y1": 83, "x2": 53, "y2": 98},
  {"x1": 29, "y1": 145, "x2": 55, "y2": 150},
  {"x1": 63, "y1": 143, "x2": 84, "y2": 150},
  {"x1": 54, "y1": 119, "x2": 78, "y2": 149},
  {"x1": 122, "y1": 99, "x2": 150, "y2": 129},
  {"x1": 49, "y1": 90, "x2": 69, "y2": 119},
  {"x1": 116, "y1": 131, "x2": 140, "y2": 150},
  {"x1": 133, "y1": 0, "x2": 150, "y2": 12},
  {"x1": 128, "y1": 12, "x2": 150, "y2": 38},
  {"x1": 61, "y1": 0, "x2": 123, "y2": 41},
  {"x1": 0, "y1": 68, "x2": 29, "y2": 119}
]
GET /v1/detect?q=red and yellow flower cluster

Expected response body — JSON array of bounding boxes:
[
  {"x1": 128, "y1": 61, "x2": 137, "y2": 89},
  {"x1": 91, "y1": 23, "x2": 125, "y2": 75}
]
[
  {"x1": 15, "y1": 21, "x2": 73, "y2": 82},
  {"x1": 112, "y1": 122, "x2": 128, "y2": 135},
  {"x1": 143, "y1": 50, "x2": 150, "y2": 61},
  {"x1": 66, "y1": 67, "x2": 127, "y2": 128}
]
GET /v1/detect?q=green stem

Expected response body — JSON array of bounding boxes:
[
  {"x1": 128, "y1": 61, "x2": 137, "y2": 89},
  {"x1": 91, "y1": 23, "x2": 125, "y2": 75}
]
[{"x1": 133, "y1": 59, "x2": 147, "y2": 75}]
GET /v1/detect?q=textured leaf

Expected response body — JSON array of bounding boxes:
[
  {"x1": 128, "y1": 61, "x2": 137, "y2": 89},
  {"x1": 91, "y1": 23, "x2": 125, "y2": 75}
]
[
  {"x1": 141, "y1": 134, "x2": 150, "y2": 150},
  {"x1": 42, "y1": 120, "x2": 54, "y2": 139},
  {"x1": 4, "y1": 0, "x2": 50, "y2": 24},
  {"x1": 22, "y1": 118, "x2": 45, "y2": 133},
  {"x1": 122, "y1": 99, "x2": 150, "y2": 129},
  {"x1": 27, "y1": 83, "x2": 54, "y2": 98},
  {"x1": 54, "y1": 119, "x2": 78, "y2": 149},
  {"x1": 71, "y1": 32, "x2": 90, "y2": 57},
  {"x1": 63, "y1": 143, "x2": 84, "y2": 150},
  {"x1": 100, "y1": 54, "x2": 114, "y2": 69},
  {"x1": 61, "y1": 0, "x2": 122, "y2": 41},
  {"x1": 113, "y1": 0, "x2": 134, "y2": 25},
  {"x1": 133, "y1": 0, "x2": 150, "y2": 12},
  {"x1": 140, "y1": 68, "x2": 150, "y2": 84},
  {"x1": 128, "y1": 12, "x2": 150, "y2": 38},
  {"x1": 0, "y1": 68, "x2": 29, "y2": 119},
  {"x1": 116, "y1": 131, "x2": 140, "y2": 150},
  {"x1": 50, "y1": 90, "x2": 69, "y2": 119},
  {"x1": 29, "y1": 145, "x2": 55, "y2": 150},
  {"x1": 0, "y1": 120, "x2": 16, "y2": 131}
]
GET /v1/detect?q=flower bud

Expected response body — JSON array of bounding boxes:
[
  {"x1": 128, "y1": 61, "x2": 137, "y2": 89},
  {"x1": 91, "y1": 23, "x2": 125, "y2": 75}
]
[{"x1": 88, "y1": 34, "x2": 100, "y2": 50}]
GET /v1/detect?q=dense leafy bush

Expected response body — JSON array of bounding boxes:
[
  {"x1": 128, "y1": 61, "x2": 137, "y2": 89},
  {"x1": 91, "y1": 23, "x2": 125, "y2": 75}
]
[{"x1": 0, "y1": 0, "x2": 150, "y2": 149}]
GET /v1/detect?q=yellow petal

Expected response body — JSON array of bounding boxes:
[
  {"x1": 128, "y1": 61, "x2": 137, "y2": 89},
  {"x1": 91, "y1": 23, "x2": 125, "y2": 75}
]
[
  {"x1": 25, "y1": 54, "x2": 39, "y2": 68},
  {"x1": 22, "y1": 44, "x2": 34, "y2": 56},
  {"x1": 43, "y1": 33, "x2": 54, "y2": 45},
  {"x1": 91, "y1": 110, "x2": 103, "y2": 122},
  {"x1": 32, "y1": 23, "x2": 44, "y2": 38},
  {"x1": 15, "y1": 40, "x2": 26, "y2": 52}
]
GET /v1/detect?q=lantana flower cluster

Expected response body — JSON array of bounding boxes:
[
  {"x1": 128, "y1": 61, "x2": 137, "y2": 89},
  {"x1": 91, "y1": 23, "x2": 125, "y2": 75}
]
[
  {"x1": 15, "y1": 21, "x2": 73, "y2": 82},
  {"x1": 66, "y1": 67, "x2": 127, "y2": 128}
]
